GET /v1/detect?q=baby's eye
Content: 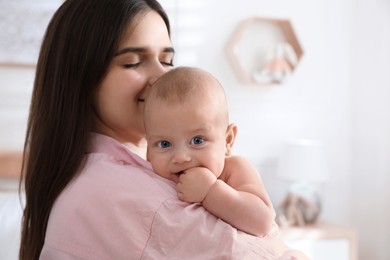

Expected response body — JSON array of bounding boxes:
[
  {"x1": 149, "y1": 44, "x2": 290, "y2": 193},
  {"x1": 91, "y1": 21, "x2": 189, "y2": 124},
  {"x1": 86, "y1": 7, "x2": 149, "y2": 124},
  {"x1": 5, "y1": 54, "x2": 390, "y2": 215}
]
[
  {"x1": 158, "y1": 140, "x2": 171, "y2": 149},
  {"x1": 190, "y1": 136, "x2": 204, "y2": 145}
]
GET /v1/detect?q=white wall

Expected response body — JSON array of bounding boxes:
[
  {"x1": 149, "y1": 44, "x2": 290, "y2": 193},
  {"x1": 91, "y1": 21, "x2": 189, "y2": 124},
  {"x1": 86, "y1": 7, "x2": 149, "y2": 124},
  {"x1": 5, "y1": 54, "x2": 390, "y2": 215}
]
[
  {"x1": 1, "y1": 0, "x2": 389, "y2": 259},
  {"x1": 163, "y1": 0, "x2": 353, "y2": 224},
  {"x1": 349, "y1": 0, "x2": 390, "y2": 259},
  {"x1": 0, "y1": 67, "x2": 34, "y2": 150},
  {"x1": 161, "y1": 0, "x2": 390, "y2": 259}
]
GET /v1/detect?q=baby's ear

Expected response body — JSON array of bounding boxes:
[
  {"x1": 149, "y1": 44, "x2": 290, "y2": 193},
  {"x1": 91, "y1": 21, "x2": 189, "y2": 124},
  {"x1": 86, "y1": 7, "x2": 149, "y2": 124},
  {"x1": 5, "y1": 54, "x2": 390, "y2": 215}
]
[{"x1": 225, "y1": 123, "x2": 237, "y2": 156}]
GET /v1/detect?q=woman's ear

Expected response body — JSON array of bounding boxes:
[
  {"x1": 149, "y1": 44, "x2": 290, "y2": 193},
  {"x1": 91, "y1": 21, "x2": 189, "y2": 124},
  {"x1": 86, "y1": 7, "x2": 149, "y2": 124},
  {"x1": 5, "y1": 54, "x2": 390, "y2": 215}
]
[{"x1": 225, "y1": 123, "x2": 238, "y2": 156}]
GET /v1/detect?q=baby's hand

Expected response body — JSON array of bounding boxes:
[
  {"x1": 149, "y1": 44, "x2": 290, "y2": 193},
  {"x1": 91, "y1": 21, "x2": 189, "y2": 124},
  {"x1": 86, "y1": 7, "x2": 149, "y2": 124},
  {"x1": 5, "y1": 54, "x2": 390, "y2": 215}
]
[{"x1": 176, "y1": 167, "x2": 217, "y2": 203}]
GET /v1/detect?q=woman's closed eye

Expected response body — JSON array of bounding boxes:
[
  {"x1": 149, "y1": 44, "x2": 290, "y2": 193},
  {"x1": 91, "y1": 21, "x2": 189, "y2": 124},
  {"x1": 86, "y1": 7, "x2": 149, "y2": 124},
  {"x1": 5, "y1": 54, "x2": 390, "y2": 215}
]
[
  {"x1": 123, "y1": 60, "x2": 172, "y2": 69},
  {"x1": 160, "y1": 60, "x2": 174, "y2": 67},
  {"x1": 159, "y1": 51, "x2": 174, "y2": 67},
  {"x1": 123, "y1": 62, "x2": 140, "y2": 69}
]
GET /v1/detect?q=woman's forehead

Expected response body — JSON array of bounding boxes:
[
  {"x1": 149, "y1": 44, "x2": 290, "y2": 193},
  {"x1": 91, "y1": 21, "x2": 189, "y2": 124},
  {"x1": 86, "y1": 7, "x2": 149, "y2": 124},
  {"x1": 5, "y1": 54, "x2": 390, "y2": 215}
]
[{"x1": 118, "y1": 11, "x2": 171, "y2": 51}]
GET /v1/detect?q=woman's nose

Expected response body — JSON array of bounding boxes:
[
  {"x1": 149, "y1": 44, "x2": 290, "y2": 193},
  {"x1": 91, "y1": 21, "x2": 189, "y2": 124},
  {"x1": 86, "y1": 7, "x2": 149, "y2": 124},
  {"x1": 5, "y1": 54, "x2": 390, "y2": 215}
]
[
  {"x1": 147, "y1": 62, "x2": 171, "y2": 86},
  {"x1": 148, "y1": 76, "x2": 160, "y2": 86}
]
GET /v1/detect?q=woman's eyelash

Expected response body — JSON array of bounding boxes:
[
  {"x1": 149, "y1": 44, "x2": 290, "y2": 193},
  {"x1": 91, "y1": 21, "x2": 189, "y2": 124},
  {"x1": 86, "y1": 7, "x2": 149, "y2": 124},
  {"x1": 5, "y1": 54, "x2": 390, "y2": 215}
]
[
  {"x1": 123, "y1": 60, "x2": 173, "y2": 68},
  {"x1": 161, "y1": 61, "x2": 174, "y2": 66},
  {"x1": 123, "y1": 63, "x2": 140, "y2": 69}
]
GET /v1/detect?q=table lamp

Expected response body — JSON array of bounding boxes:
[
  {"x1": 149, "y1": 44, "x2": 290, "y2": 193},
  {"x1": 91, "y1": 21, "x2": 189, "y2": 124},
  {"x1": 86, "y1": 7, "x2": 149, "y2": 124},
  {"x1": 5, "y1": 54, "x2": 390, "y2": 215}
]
[{"x1": 277, "y1": 139, "x2": 329, "y2": 227}]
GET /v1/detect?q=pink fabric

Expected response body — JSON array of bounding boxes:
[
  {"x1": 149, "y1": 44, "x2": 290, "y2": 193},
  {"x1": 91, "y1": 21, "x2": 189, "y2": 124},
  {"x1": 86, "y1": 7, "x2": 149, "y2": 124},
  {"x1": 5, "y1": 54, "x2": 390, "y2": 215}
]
[{"x1": 40, "y1": 133, "x2": 307, "y2": 259}]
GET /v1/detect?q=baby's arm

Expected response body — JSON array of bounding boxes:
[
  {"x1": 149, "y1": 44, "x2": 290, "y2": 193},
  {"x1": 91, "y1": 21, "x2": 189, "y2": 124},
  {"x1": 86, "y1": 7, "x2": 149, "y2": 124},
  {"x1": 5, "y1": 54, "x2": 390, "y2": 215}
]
[
  {"x1": 176, "y1": 156, "x2": 275, "y2": 236},
  {"x1": 202, "y1": 156, "x2": 275, "y2": 236}
]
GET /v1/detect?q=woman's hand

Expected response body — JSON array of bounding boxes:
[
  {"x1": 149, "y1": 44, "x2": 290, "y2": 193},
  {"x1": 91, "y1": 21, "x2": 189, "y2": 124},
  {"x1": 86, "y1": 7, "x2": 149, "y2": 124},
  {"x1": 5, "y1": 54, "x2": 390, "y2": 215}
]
[{"x1": 176, "y1": 167, "x2": 217, "y2": 203}]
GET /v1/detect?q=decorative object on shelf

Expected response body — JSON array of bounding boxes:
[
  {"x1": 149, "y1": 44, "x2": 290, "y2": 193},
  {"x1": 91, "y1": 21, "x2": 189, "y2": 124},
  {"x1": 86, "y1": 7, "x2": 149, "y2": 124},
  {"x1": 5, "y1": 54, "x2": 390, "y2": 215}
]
[
  {"x1": 252, "y1": 42, "x2": 298, "y2": 84},
  {"x1": 276, "y1": 139, "x2": 329, "y2": 227},
  {"x1": 225, "y1": 17, "x2": 303, "y2": 86},
  {"x1": 278, "y1": 192, "x2": 320, "y2": 227}
]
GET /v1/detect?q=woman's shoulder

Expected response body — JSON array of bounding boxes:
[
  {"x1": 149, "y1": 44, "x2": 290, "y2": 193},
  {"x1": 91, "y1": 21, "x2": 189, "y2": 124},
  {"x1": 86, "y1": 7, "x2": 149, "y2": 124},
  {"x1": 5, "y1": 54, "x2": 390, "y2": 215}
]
[
  {"x1": 58, "y1": 149, "x2": 177, "y2": 216},
  {"x1": 84, "y1": 133, "x2": 176, "y2": 198},
  {"x1": 42, "y1": 146, "x2": 177, "y2": 258}
]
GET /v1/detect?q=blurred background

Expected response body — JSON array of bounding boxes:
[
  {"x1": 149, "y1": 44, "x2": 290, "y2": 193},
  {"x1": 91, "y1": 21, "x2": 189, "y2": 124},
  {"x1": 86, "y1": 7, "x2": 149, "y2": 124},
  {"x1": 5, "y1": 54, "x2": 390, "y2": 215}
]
[{"x1": 1, "y1": 0, "x2": 389, "y2": 259}]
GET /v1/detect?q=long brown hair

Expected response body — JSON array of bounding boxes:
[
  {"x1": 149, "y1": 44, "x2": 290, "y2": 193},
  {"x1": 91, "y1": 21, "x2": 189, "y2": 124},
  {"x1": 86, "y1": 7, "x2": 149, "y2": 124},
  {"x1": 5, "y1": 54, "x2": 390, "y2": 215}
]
[{"x1": 19, "y1": 0, "x2": 170, "y2": 259}]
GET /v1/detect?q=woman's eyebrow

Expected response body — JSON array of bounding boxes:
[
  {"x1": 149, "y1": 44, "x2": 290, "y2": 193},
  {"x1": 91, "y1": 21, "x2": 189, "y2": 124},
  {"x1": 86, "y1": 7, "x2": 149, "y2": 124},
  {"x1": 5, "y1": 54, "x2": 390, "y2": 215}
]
[
  {"x1": 162, "y1": 47, "x2": 175, "y2": 54},
  {"x1": 115, "y1": 47, "x2": 175, "y2": 57}
]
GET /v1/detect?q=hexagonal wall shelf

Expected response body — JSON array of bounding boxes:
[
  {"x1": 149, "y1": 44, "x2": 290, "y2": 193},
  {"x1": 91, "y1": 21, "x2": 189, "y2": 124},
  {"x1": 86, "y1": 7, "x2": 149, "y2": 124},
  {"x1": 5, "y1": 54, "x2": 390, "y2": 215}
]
[{"x1": 225, "y1": 17, "x2": 303, "y2": 85}]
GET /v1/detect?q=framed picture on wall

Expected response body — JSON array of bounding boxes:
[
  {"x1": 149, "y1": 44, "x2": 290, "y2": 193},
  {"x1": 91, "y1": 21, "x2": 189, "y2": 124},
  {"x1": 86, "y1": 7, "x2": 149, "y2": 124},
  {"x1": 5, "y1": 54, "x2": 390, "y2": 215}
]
[{"x1": 0, "y1": 1, "x2": 62, "y2": 67}]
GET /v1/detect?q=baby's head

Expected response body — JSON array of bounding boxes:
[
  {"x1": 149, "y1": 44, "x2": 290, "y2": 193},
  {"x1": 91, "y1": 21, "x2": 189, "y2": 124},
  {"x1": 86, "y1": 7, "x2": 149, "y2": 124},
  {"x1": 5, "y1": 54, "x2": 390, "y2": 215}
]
[
  {"x1": 144, "y1": 66, "x2": 229, "y2": 124},
  {"x1": 144, "y1": 67, "x2": 237, "y2": 183}
]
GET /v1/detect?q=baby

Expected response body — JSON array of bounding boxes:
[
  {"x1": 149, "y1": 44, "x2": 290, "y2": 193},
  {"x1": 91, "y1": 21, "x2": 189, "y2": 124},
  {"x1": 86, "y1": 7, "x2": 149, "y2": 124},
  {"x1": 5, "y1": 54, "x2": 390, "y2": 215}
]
[{"x1": 144, "y1": 67, "x2": 275, "y2": 236}]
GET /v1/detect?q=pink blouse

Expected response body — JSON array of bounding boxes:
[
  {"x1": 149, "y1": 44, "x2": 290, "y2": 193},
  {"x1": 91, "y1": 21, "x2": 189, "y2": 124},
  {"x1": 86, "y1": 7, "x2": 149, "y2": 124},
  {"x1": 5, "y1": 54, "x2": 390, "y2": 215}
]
[{"x1": 40, "y1": 133, "x2": 307, "y2": 259}]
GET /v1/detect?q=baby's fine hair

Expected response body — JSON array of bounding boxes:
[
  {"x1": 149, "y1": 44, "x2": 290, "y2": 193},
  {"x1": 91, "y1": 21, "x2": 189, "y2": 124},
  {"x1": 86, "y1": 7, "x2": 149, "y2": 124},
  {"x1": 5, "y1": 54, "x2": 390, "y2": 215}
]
[
  {"x1": 148, "y1": 66, "x2": 226, "y2": 105},
  {"x1": 145, "y1": 66, "x2": 230, "y2": 125}
]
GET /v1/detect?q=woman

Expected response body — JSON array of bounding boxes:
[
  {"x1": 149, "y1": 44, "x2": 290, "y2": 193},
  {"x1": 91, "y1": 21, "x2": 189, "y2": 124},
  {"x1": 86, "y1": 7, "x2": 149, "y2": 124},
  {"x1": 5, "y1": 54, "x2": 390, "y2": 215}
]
[
  {"x1": 20, "y1": 0, "x2": 174, "y2": 258},
  {"x1": 20, "y1": 0, "x2": 307, "y2": 259}
]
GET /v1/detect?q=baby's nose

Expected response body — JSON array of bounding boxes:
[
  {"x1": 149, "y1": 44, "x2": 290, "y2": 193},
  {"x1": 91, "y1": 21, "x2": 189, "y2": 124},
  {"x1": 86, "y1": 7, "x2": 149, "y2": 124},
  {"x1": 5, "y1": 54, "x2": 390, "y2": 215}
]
[{"x1": 172, "y1": 149, "x2": 191, "y2": 164}]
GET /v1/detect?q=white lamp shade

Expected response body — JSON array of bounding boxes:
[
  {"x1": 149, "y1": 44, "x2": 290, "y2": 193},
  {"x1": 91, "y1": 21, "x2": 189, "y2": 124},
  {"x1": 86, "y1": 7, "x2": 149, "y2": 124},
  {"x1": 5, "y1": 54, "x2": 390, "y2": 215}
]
[{"x1": 278, "y1": 139, "x2": 329, "y2": 183}]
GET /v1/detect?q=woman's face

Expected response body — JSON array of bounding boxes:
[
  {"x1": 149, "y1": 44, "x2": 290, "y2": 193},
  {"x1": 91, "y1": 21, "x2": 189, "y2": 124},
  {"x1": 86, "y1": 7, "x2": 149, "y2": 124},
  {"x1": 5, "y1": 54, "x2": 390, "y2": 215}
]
[{"x1": 94, "y1": 11, "x2": 174, "y2": 146}]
